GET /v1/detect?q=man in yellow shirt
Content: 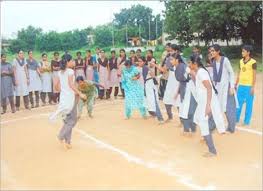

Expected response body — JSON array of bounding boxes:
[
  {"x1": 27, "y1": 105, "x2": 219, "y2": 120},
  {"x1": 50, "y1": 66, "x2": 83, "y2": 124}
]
[{"x1": 235, "y1": 45, "x2": 257, "y2": 126}]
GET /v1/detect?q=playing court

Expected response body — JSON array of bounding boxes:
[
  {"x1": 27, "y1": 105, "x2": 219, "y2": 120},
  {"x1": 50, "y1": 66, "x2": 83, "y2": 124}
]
[{"x1": 1, "y1": 74, "x2": 262, "y2": 190}]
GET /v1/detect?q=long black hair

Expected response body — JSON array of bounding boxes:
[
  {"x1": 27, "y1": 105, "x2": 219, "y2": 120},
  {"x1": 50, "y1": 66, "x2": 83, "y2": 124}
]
[
  {"x1": 190, "y1": 54, "x2": 218, "y2": 94},
  {"x1": 124, "y1": 59, "x2": 132, "y2": 67},
  {"x1": 212, "y1": 44, "x2": 224, "y2": 56},
  {"x1": 171, "y1": 53, "x2": 183, "y2": 63},
  {"x1": 60, "y1": 53, "x2": 72, "y2": 70}
]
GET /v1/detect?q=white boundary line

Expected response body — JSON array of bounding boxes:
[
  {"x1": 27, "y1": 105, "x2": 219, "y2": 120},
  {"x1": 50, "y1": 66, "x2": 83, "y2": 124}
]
[
  {"x1": 0, "y1": 100, "x2": 122, "y2": 125},
  {"x1": 160, "y1": 109, "x2": 262, "y2": 136},
  {"x1": 1, "y1": 111, "x2": 215, "y2": 190},
  {"x1": 1, "y1": 111, "x2": 262, "y2": 190},
  {"x1": 76, "y1": 128, "x2": 215, "y2": 190},
  {"x1": 2, "y1": 108, "x2": 262, "y2": 137},
  {"x1": 236, "y1": 126, "x2": 262, "y2": 136}
]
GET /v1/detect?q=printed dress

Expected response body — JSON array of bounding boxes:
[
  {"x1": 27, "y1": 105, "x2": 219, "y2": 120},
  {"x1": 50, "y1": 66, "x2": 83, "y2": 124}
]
[{"x1": 122, "y1": 65, "x2": 146, "y2": 118}]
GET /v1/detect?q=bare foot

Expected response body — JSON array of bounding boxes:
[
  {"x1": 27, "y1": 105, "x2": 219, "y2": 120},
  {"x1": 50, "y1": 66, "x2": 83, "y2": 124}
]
[
  {"x1": 57, "y1": 136, "x2": 63, "y2": 144},
  {"x1": 200, "y1": 137, "x2": 205, "y2": 144},
  {"x1": 64, "y1": 143, "x2": 72, "y2": 150},
  {"x1": 202, "y1": 152, "x2": 216, "y2": 158},
  {"x1": 158, "y1": 120, "x2": 165, "y2": 125},
  {"x1": 165, "y1": 119, "x2": 172, "y2": 123}
]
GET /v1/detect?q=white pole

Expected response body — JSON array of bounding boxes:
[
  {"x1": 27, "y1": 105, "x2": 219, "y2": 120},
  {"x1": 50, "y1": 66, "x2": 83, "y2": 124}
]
[
  {"x1": 162, "y1": 20, "x2": 164, "y2": 45},
  {"x1": 156, "y1": 17, "x2": 158, "y2": 40},
  {"x1": 149, "y1": 16, "x2": 151, "y2": 41},
  {"x1": 126, "y1": 23, "x2": 128, "y2": 47},
  {"x1": 112, "y1": 24, "x2": 114, "y2": 48},
  {"x1": 139, "y1": 24, "x2": 141, "y2": 39}
]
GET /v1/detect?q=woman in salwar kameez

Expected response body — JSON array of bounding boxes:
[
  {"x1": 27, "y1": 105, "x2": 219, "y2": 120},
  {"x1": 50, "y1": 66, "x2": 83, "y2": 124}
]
[{"x1": 121, "y1": 60, "x2": 146, "y2": 119}]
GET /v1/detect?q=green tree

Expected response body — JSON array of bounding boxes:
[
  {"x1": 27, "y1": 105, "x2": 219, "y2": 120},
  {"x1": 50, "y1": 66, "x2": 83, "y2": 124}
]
[
  {"x1": 164, "y1": 1, "x2": 262, "y2": 46},
  {"x1": 164, "y1": 1, "x2": 194, "y2": 46},
  {"x1": 93, "y1": 24, "x2": 112, "y2": 47},
  {"x1": 114, "y1": 4, "x2": 163, "y2": 41},
  {"x1": 16, "y1": 25, "x2": 43, "y2": 50}
]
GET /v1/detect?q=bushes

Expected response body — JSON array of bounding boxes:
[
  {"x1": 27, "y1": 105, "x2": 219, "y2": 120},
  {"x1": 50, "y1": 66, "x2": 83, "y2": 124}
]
[{"x1": 8, "y1": 26, "x2": 88, "y2": 53}]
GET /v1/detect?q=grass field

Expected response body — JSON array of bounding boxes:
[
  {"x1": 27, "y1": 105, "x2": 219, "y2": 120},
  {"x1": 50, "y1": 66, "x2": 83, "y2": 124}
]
[{"x1": 4, "y1": 46, "x2": 262, "y2": 72}]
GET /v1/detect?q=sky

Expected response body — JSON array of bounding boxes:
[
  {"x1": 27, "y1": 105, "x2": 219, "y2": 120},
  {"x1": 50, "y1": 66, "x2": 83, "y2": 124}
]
[{"x1": 1, "y1": 0, "x2": 165, "y2": 39}]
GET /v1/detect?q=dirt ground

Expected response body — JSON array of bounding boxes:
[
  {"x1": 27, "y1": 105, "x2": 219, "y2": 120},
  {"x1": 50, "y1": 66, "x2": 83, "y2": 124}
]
[{"x1": 1, "y1": 73, "x2": 262, "y2": 190}]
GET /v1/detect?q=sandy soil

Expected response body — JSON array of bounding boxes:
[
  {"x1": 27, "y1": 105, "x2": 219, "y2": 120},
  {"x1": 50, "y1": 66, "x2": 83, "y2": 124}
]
[{"x1": 0, "y1": 74, "x2": 262, "y2": 190}]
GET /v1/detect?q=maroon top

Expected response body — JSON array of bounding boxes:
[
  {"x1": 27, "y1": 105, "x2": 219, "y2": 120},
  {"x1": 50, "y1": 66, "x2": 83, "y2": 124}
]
[
  {"x1": 51, "y1": 60, "x2": 60, "y2": 72},
  {"x1": 109, "y1": 57, "x2": 118, "y2": 70},
  {"x1": 98, "y1": 58, "x2": 108, "y2": 67},
  {"x1": 75, "y1": 58, "x2": 85, "y2": 69}
]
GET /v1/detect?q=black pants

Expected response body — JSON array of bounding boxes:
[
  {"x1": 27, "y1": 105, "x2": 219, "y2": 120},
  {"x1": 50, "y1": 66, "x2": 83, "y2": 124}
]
[
  {"x1": 99, "y1": 89, "x2": 105, "y2": 99},
  {"x1": 29, "y1": 91, "x2": 40, "y2": 107},
  {"x1": 16, "y1": 95, "x2": 29, "y2": 109},
  {"x1": 1, "y1": 96, "x2": 15, "y2": 113},
  {"x1": 41, "y1": 92, "x2": 52, "y2": 104},
  {"x1": 158, "y1": 79, "x2": 167, "y2": 100},
  {"x1": 119, "y1": 83, "x2": 125, "y2": 97},
  {"x1": 52, "y1": 93, "x2": 60, "y2": 103},
  {"x1": 182, "y1": 95, "x2": 197, "y2": 132},
  {"x1": 107, "y1": 87, "x2": 119, "y2": 98}
]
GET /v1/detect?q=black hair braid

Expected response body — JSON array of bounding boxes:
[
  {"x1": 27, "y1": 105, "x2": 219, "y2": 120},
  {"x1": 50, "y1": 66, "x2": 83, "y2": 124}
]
[
  {"x1": 60, "y1": 53, "x2": 72, "y2": 70},
  {"x1": 200, "y1": 64, "x2": 218, "y2": 95},
  {"x1": 190, "y1": 54, "x2": 218, "y2": 94}
]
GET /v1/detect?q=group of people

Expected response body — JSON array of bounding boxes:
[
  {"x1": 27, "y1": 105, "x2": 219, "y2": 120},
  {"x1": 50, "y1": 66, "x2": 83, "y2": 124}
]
[{"x1": 1, "y1": 43, "x2": 257, "y2": 156}]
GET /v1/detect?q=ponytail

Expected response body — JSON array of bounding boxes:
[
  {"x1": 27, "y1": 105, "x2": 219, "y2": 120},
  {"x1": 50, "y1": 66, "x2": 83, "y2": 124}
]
[
  {"x1": 171, "y1": 53, "x2": 183, "y2": 63},
  {"x1": 60, "y1": 53, "x2": 72, "y2": 71},
  {"x1": 190, "y1": 54, "x2": 218, "y2": 94}
]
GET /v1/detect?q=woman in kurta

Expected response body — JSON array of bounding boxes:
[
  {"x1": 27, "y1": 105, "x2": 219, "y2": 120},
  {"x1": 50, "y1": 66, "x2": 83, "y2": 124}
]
[
  {"x1": 27, "y1": 50, "x2": 42, "y2": 108},
  {"x1": 51, "y1": 52, "x2": 61, "y2": 104},
  {"x1": 74, "y1": 51, "x2": 85, "y2": 79},
  {"x1": 97, "y1": 50, "x2": 110, "y2": 99},
  {"x1": 117, "y1": 49, "x2": 127, "y2": 98},
  {"x1": 210, "y1": 44, "x2": 237, "y2": 133},
  {"x1": 40, "y1": 53, "x2": 52, "y2": 105},
  {"x1": 93, "y1": 48, "x2": 101, "y2": 84},
  {"x1": 84, "y1": 50, "x2": 94, "y2": 81},
  {"x1": 129, "y1": 50, "x2": 138, "y2": 65},
  {"x1": 172, "y1": 54, "x2": 197, "y2": 136},
  {"x1": 190, "y1": 55, "x2": 225, "y2": 157},
  {"x1": 1, "y1": 53, "x2": 15, "y2": 114},
  {"x1": 121, "y1": 60, "x2": 147, "y2": 119},
  {"x1": 108, "y1": 50, "x2": 119, "y2": 99},
  {"x1": 136, "y1": 57, "x2": 148, "y2": 86},
  {"x1": 154, "y1": 44, "x2": 180, "y2": 122},
  {"x1": 49, "y1": 53, "x2": 86, "y2": 149},
  {"x1": 143, "y1": 56, "x2": 164, "y2": 124},
  {"x1": 13, "y1": 50, "x2": 30, "y2": 110},
  {"x1": 158, "y1": 43, "x2": 172, "y2": 100}
]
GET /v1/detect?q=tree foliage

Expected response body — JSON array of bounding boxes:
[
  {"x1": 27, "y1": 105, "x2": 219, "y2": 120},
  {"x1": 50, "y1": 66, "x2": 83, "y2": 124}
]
[
  {"x1": 164, "y1": 1, "x2": 262, "y2": 46},
  {"x1": 114, "y1": 4, "x2": 163, "y2": 40},
  {"x1": 9, "y1": 26, "x2": 90, "y2": 53}
]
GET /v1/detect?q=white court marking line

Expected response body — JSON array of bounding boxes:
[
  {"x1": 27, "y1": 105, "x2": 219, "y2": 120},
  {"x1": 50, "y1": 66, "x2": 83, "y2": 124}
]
[
  {"x1": 1, "y1": 115, "x2": 214, "y2": 190},
  {"x1": 75, "y1": 128, "x2": 215, "y2": 190},
  {"x1": 1, "y1": 107, "x2": 262, "y2": 137},
  {"x1": 160, "y1": 109, "x2": 262, "y2": 136},
  {"x1": 1, "y1": 111, "x2": 262, "y2": 190},
  {"x1": 0, "y1": 100, "x2": 122, "y2": 125},
  {"x1": 0, "y1": 113, "x2": 50, "y2": 125},
  {"x1": 236, "y1": 126, "x2": 262, "y2": 136}
]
